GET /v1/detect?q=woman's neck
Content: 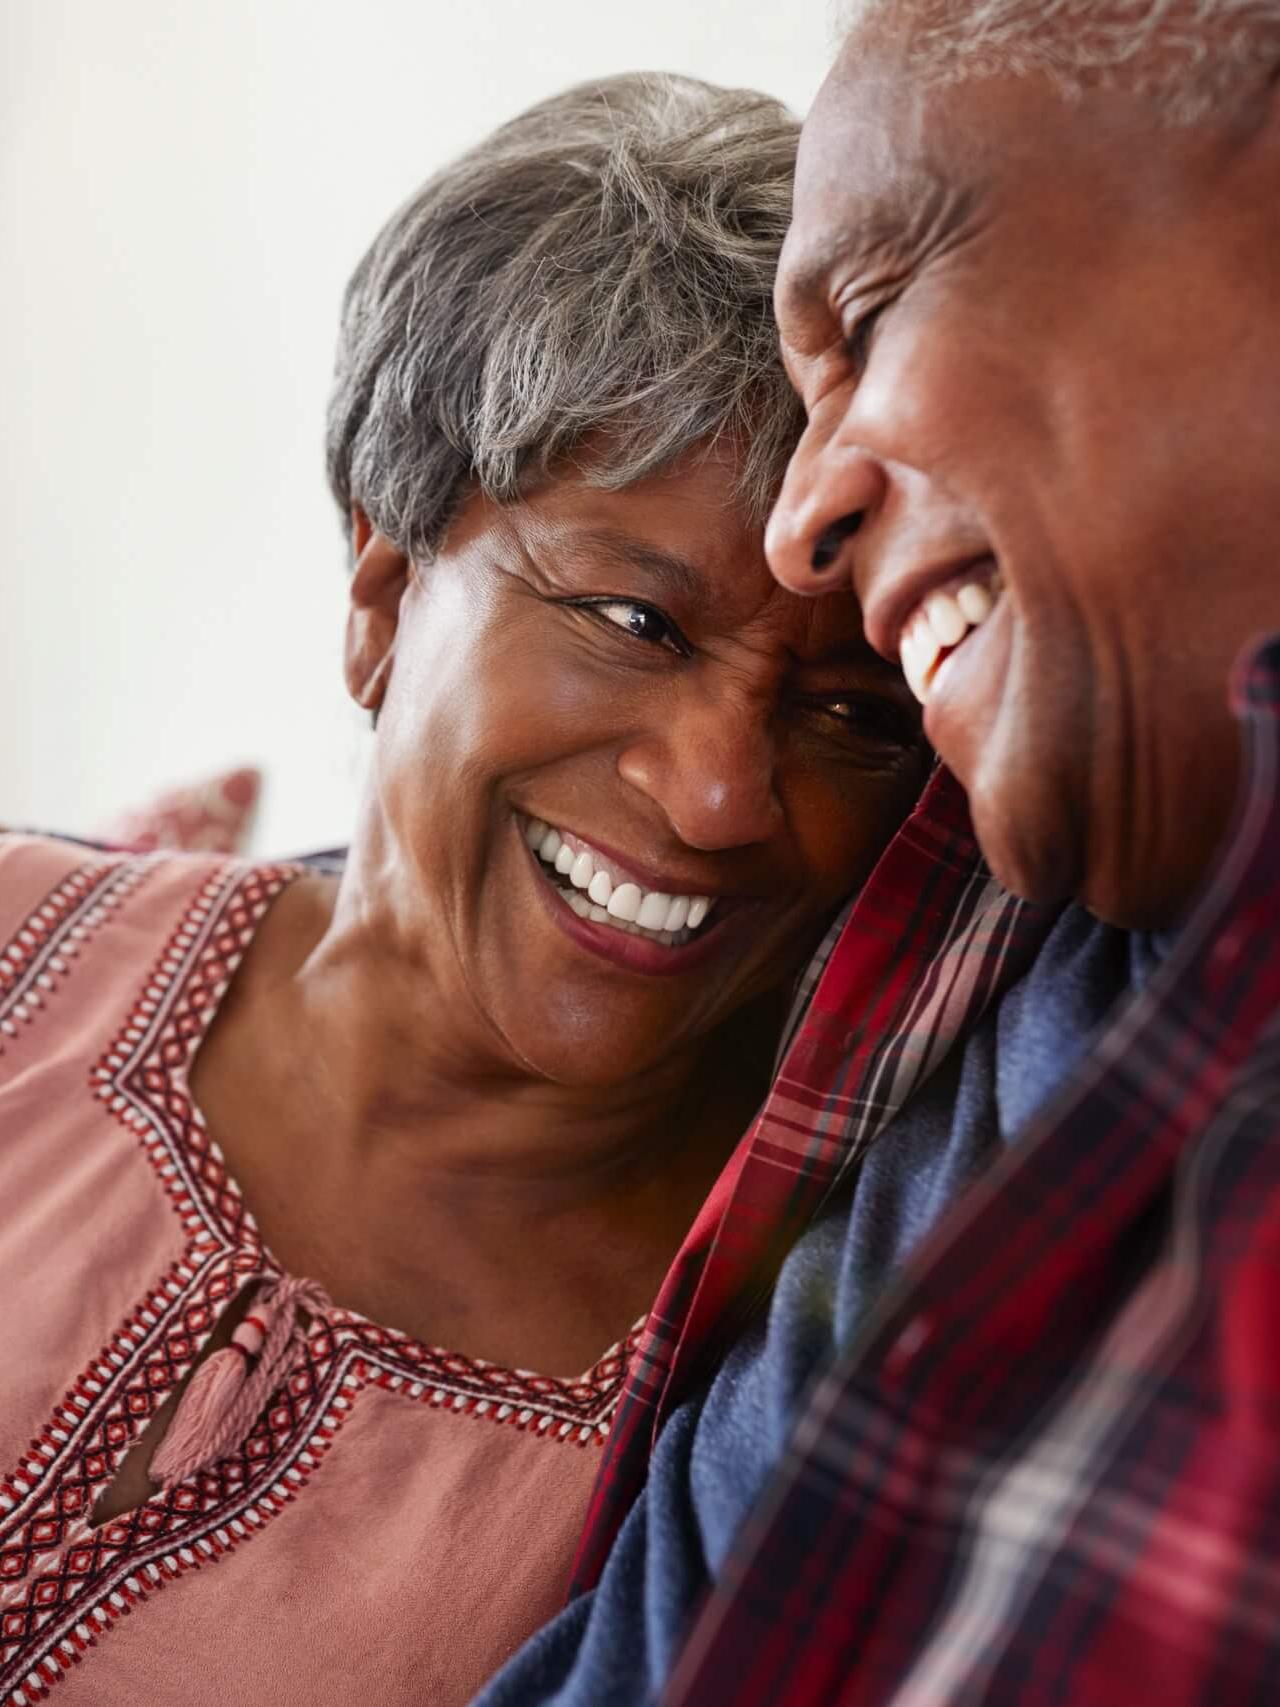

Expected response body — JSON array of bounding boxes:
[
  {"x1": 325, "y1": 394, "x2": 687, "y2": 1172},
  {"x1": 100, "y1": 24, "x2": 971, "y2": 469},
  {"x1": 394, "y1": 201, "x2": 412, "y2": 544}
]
[{"x1": 190, "y1": 865, "x2": 780, "y2": 1373}]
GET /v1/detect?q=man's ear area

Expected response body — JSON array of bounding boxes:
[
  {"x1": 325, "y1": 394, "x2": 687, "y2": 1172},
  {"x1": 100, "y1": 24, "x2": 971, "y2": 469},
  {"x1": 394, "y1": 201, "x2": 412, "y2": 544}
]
[{"x1": 344, "y1": 504, "x2": 412, "y2": 716}]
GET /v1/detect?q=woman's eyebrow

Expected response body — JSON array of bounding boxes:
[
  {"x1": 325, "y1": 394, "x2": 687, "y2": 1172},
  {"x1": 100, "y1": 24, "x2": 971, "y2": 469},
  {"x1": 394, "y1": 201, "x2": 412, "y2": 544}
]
[{"x1": 563, "y1": 528, "x2": 707, "y2": 606}]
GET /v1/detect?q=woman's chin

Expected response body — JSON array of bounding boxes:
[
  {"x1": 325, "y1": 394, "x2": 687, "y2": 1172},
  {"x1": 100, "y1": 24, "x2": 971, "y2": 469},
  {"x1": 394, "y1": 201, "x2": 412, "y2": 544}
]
[{"x1": 489, "y1": 989, "x2": 702, "y2": 1088}]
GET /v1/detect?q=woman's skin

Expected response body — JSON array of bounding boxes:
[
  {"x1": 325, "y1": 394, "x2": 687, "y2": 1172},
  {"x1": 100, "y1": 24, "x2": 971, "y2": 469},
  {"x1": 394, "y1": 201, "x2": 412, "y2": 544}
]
[
  {"x1": 92, "y1": 444, "x2": 925, "y2": 1524},
  {"x1": 95, "y1": 444, "x2": 925, "y2": 1523},
  {"x1": 201, "y1": 444, "x2": 925, "y2": 1355}
]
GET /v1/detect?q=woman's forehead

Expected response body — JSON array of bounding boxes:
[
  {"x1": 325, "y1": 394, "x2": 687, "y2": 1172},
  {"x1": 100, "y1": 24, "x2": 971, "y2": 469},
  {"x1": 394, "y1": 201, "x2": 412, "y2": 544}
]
[{"x1": 446, "y1": 469, "x2": 877, "y2": 662}]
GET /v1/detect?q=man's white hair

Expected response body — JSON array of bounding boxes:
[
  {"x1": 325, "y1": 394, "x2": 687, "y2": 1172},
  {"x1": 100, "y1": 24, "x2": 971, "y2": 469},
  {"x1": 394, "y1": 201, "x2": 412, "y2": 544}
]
[{"x1": 838, "y1": 0, "x2": 1280, "y2": 125}]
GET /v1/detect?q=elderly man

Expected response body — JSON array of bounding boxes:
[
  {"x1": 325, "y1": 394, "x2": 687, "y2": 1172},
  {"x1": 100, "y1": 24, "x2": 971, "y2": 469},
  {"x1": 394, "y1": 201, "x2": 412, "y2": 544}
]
[{"x1": 476, "y1": 4, "x2": 1280, "y2": 1703}]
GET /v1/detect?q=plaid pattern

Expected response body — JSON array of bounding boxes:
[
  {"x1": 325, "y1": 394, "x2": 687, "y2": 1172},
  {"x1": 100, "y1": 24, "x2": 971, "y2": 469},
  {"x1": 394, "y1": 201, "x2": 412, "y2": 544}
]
[
  {"x1": 665, "y1": 636, "x2": 1280, "y2": 1706},
  {"x1": 570, "y1": 765, "x2": 1058, "y2": 1595}
]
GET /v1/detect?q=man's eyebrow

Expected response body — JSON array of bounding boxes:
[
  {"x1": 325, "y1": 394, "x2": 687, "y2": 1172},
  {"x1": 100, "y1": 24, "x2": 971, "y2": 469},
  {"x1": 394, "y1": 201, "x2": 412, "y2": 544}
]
[
  {"x1": 562, "y1": 528, "x2": 707, "y2": 605},
  {"x1": 781, "y1": 227, "x2": 884, "y2": 313},
  {"x1": 780, "y1": 168, "x2": 970, "y2": 316}
]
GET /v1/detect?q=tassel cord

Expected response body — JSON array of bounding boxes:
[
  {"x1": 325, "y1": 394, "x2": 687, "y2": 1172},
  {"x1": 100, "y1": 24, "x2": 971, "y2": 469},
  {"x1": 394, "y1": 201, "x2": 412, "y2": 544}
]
[{"x1": 151, "y1": 1274, "x2": 331, "y2": 1488}]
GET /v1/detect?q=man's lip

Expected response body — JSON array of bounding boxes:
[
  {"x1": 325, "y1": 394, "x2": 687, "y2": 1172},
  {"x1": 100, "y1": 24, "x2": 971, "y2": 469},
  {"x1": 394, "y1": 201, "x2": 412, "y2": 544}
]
[
  {"x1": 517, "y1": 815, "x2": 747, "y2": 904},
  {"x1": 863, "y1": 552, "x2": 998, "y2": 663}
]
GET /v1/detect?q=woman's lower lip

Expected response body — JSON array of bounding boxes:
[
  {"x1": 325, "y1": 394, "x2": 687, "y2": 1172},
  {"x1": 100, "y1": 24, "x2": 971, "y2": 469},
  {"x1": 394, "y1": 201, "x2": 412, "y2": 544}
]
[{"x1": 523, "y1": 841, "x2": 744, "y2": 977}]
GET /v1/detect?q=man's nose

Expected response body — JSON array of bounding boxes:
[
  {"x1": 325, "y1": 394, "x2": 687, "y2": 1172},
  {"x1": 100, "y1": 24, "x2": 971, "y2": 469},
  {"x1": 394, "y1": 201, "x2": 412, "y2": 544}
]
[
  {"x1": 766, "y1": 410, "x2": 886, "y2": 596},
  {"x1": 617, "y1": 685, "x2": 783, "y2": 853}
]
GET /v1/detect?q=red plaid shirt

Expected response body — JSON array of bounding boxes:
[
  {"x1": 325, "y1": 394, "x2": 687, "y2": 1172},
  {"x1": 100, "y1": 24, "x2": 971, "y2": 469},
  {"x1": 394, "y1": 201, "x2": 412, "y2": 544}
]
[
  {"x1": 662, "y1": 642, "x2": 1280, "y2": 1707},
  {"x1": 571, "y1": 762, "x2": 1061, "y2": 1594}
]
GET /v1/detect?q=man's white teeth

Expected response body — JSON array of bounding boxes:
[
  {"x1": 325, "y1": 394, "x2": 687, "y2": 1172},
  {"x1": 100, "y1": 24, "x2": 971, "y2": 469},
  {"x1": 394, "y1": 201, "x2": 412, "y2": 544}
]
[
  {"x1": 956, "y1": 580, "x2": 993, "y2": 626},
  {"x1": 899, "y1": 566, "x2": 1003, "y2": 707},
  {"x1": 522, "y1": 819, "x2": 715, "y2": 944},
  {"x1": 923, "y1": 589, "x2": 967, "y2": 649}
]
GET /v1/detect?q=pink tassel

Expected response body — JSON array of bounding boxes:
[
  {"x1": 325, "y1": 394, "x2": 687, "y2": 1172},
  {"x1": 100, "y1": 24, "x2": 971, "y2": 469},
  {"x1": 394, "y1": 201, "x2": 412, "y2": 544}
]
[
  {"x1": 150, "y1": 1316, "x2": 265, "y2": 1485},
  {"x1": 151, "y1": 1276, "x2": 329, "y2": 1488}
]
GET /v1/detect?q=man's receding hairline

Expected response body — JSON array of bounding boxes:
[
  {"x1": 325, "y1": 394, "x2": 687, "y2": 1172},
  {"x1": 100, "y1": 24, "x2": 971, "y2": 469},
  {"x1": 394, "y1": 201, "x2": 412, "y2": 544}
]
[{"x1": 836, "y1": 0, "x2": 1280, "y2": 127}]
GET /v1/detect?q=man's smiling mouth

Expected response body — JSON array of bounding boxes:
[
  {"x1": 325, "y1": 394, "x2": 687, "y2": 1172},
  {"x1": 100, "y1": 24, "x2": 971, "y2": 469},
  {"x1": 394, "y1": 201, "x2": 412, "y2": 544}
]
[
  {"x1": 897, "y1": 559, "x2": 1005, "y2": 705},
  {"x1": 522, "y1": 817, "x2": 717, "y2": 948}
]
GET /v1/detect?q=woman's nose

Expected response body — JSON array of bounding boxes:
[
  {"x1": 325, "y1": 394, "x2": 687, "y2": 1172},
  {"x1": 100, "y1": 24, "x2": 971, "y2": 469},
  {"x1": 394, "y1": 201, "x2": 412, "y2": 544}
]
[
  {"x1": 617, "y1": 691, "x2": 783, "y2": 852},
  {"x1": 766, "y1": 412, "x2": 885, "y2": 596}
]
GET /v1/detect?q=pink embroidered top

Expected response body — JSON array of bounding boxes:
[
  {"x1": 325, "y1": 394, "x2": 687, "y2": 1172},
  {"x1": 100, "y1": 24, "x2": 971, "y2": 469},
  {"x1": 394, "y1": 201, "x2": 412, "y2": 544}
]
[{"x1": 0, "y1": 834, "x2": 637, "y2": 1707}]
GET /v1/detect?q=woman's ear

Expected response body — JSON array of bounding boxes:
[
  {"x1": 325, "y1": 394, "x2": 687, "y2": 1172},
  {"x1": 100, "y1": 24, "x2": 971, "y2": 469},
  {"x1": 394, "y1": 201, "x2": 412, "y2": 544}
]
[{"x1": 344, "y1": 505, "x2": 411, "y2": 722}]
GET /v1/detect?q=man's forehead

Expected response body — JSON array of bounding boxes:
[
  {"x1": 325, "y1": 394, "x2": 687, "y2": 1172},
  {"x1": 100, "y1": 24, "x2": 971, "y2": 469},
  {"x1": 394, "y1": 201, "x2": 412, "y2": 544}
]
[
  {"x1": 780, "y1": 57, "x2": 953, "y2": 319},
  {"x1": 780, "y1": 163, "x2": 952, "y2": 308},
  {"x1": 783, "y1": 22, "x2": 1054, "y2": 317}
]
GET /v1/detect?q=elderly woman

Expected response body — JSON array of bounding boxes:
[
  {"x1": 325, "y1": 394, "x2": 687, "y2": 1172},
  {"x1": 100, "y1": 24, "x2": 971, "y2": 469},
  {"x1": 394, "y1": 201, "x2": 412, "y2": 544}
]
[{"x1": 0, "y1": 73, "x2": 925, "y2": 1705}]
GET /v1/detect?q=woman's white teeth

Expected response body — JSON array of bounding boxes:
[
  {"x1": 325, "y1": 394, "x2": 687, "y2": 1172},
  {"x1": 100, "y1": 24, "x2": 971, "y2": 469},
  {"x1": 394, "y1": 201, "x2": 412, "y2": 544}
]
[
  {"x1": 637, "y1": 892, "x2": 671, "y2": 931},
  {"x1": 569, "y1": 850, "x2": 594, "y2": 890},
  {"x1": 525, "y1": 820, "x2": 716, "y2": 944},
  {"x1": 900, "y1": 566, "x2": 1003, "y2": 707},
  {"x1": 607, "y1": 883, "x2": 642, "y2": 922}
]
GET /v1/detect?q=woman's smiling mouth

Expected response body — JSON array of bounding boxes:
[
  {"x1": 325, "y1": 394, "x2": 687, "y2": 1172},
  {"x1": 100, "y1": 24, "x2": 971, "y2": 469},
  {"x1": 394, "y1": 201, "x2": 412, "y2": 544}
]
[{"x1": 522, "y1": 815, "x2": 718, "y2": 949}]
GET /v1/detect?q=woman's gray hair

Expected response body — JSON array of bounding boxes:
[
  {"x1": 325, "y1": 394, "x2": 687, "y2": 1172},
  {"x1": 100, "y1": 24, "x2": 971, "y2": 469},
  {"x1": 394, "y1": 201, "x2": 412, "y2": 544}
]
[
  {"x1": 326, "y1": 73, "x2": 804, "y2": 562},
  {"x1": 838, "y1": 0, "x2": 1280, "y2": 126}
]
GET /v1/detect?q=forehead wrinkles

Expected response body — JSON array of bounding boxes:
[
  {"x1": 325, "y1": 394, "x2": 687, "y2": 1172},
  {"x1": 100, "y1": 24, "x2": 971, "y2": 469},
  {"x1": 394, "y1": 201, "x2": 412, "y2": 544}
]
[
  {"x1": 782, "y1": 166, "x2": 964, "y2": 311},
  {"x1": 781, "y1": 61, "x2": 972, "y2": 329}
]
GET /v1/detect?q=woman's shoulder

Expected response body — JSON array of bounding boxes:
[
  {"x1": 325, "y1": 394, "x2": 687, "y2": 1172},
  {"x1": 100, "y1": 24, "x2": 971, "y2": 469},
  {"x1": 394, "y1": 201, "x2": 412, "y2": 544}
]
[
  {"x1": 0, "y1": 830, "x2": 261, "y2": 977},
  {"x1": 0, "y1": 829, "x2": 132, "y2": 933},
  {"x1": 0, "y1": 831, "x2": 311, "y2": 1060},
  {"x1": 0, "y1": 828, "x2": 126, "y2": 874}
]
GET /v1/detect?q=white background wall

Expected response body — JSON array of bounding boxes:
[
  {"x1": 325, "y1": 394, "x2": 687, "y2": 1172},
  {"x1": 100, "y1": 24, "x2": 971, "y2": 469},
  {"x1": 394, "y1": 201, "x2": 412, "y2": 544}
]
[{"x1": 0, "y1": 0, "x2": 834, "y2": 856}]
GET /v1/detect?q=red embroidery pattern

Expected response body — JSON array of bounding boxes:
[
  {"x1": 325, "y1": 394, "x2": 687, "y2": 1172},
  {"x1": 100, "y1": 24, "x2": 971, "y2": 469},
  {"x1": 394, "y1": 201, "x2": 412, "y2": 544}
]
[
  {"x1": 1, "y1": 1317, "x2": 347, "y2": 1705},
  {"x1": 0, "y1": 858, "x2": 148, "y2": 1056},
  {"x1": 0, "y1": 859, "x2": 638, "y2": 1704},
  {"x1": 90, "y1": 864, "x2": 286, "y2": 1255},
  {"x1": 355, "y1": 1321, "x2": 637, "y2": 1447}
]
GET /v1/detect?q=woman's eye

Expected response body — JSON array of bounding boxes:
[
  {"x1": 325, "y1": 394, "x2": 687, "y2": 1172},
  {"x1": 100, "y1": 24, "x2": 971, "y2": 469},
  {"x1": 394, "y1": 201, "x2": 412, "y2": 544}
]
[
  {"x1": 812, "y1": 694, "x2": 921, "y2": 748},
  {"x1": 580, "y1": 600, "x2": 689, "y2": 656}
]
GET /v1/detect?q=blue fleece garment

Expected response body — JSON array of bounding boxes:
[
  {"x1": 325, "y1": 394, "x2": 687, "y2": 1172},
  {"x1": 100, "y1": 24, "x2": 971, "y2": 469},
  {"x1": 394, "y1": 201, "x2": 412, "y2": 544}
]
[{"x1": 474, "y1": 908, "x2": 1166, "y2": 1707}]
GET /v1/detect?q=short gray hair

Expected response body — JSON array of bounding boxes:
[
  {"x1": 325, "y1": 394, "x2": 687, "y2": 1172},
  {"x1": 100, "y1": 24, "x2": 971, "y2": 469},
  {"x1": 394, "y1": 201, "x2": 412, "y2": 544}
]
[
  {"x1": 326, "y1": 73, "x2": 803, "y2": 561},
  {"x1": 838, "y1": 0, "x2": 1280, "y2": 125}
]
